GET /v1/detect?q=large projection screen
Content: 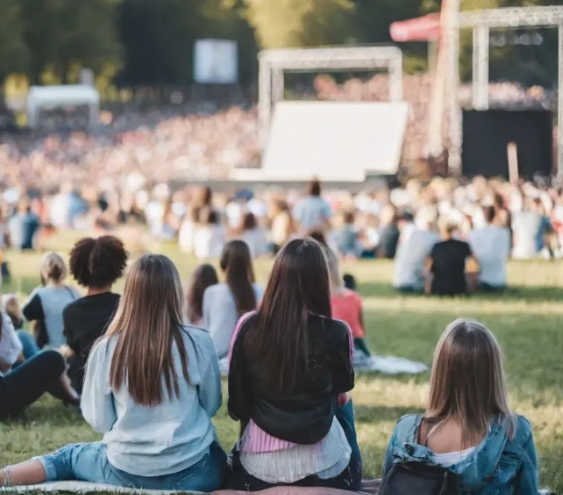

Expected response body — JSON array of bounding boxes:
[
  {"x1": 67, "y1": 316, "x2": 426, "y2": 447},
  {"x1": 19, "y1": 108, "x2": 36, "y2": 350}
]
[{"x1": 235, "y1": 101, "x2": 409, "y2": 182}]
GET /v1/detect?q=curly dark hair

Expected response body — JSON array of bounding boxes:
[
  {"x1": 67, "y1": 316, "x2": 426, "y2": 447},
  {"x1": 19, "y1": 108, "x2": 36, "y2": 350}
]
[{"x1": 69, "y1": 236, "x2": 129, "y2": 288}]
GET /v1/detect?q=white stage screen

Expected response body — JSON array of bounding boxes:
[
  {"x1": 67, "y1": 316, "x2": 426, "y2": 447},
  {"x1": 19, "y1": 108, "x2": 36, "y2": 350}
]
[{"x1": 233, "y1": 101, "x2": 409, "y2": 182}]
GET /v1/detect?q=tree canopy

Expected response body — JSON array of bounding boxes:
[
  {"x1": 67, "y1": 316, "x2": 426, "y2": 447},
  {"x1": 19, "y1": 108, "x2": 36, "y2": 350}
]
[{"x1": 0, "y1": 0, "x2": 558, "y2": 88}]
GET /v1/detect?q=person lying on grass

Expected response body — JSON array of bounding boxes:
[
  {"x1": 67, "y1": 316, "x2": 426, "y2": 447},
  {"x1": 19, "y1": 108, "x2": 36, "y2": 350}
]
[{"x1": 1, "y1": 254, "x2": 227, "y2": 492}]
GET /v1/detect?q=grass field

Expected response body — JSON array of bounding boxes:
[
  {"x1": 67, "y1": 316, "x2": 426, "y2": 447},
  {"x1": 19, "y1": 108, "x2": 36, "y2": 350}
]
[{"x1": 0, "y1": 235, "x2": 562, "y2": 492}]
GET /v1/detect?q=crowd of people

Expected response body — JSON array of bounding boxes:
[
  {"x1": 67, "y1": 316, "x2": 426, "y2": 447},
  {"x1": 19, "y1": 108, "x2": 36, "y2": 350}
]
[
  {"x1": 0, "y1": 71, "x2": 557, "y2": 493},
  {"x1": 0, "y1": 75, "x2": 556, "y2": 191},
  {"x1": 0, "y1": 235, "x2": 540, "y2": 494},
  {"x1": 0, "y1": 175, "x2": 561, "y2": 300}
]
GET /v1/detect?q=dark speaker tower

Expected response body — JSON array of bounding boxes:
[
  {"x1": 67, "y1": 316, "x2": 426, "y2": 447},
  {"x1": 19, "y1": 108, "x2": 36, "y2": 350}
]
[{"x1": 462, "y1": 110, "x2": 553, "y2": 179}]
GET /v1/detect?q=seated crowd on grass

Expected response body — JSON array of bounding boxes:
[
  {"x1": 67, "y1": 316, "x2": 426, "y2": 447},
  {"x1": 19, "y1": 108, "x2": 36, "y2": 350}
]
[{"x1": 0, "y1": 234, "x2": 541, "y2": 494}]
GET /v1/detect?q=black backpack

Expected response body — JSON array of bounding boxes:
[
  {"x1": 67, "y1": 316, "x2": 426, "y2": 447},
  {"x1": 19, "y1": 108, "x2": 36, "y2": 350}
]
[{"x1": 378, "y1": 462, "x2": 460, "y2": 495}]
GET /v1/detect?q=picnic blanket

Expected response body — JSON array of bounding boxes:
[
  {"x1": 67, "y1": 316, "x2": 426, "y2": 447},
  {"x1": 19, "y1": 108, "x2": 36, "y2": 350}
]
[
  {"x1": 220, "y1": 356, "x2": 427, "y2": 376},
  {"x1": 1, "y1": 480, "x2": 382, "y2": 495},
  {"x1": 2, "y1": 479, "x2": 554, "y2": 494}
]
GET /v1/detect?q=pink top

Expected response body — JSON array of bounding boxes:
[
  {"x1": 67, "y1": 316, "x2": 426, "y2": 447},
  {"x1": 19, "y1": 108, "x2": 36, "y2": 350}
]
[
  {"x1": 227, "y1": 312, "x2": 353, "y2": 454},
  {"x1": 331, "y1": 290, "x2": 364, "y2": 339}
]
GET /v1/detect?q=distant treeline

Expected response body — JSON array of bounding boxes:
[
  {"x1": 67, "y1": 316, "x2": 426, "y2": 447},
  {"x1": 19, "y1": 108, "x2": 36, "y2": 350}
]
[{"x1": 0, "y1": 0, "x2": 558, "y2": 89}]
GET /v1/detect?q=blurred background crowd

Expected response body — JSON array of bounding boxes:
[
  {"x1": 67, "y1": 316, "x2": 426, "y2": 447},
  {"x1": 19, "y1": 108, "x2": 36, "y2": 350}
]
[
  {"x1": 0, "y1": 75, "x2": 557, "y2": 192},
  {"x1": 1, "y1": 175, "x2": 561, "y2": 272}
]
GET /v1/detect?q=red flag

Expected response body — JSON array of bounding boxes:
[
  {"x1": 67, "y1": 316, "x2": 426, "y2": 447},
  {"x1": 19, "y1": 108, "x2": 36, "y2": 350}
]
[{"x1": 390, "y1": 13, "x2": 440, "y2": 42}]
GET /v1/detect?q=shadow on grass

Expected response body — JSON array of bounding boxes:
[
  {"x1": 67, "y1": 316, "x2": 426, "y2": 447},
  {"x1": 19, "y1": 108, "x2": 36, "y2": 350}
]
[
  {"x1": 358, "y1": 282, "x2": 563, "y2": 302},
  {"x1": 354, "y1": 405, "x2": 424, "y2": 424},
  {"x1": 1, "y1": 401, "x2": 84, "y2": 428}
]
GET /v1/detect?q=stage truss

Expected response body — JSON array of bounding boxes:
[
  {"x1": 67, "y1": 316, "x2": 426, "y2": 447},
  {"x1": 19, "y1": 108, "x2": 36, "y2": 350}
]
[
  {"x1": 258, "y1": 46, "x2": 403, "y2": 146},
  {"x1": 453, "y1": 6, "x2": 563, "y2": 175}
]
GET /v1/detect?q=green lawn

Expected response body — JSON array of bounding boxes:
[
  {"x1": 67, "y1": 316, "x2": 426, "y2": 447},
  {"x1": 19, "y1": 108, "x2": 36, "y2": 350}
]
[{"x1": 0, "y1": 237, "x2": 562, "y2": 492}]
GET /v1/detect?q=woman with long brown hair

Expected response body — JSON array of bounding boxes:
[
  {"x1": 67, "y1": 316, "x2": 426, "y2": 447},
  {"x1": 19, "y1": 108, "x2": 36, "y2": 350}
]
[
  {"x1": 227, "y1": 238, "x2": 361, "y2": 491},
  {"x1": 185, "y1": 264, "x2": 219, "y2": 326},
  {"x1": 382, "y1": 319, "x2": 538, "y2": 494},
  {"x1": 1, "y1": 255, "x2": 226, "y2": 491},
  {"x1": 203, "y1": 240, "x2": 262, "y2": 359}
]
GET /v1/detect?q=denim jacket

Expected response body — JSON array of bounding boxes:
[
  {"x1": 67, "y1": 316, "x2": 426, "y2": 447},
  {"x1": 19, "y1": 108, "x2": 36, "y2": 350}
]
[{"x1": 383, "y1": 414, "x2": 539, "y2": 495}]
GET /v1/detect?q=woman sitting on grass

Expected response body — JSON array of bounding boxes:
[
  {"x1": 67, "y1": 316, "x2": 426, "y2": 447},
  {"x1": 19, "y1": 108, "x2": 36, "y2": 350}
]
[
  {"x1": 382, "y1": 319, "x2": 538, "y2": 494},
  {"x1": 325, "y1": 248, "x2": 373, "y2": 362},
  {"x1": 424, "y1": 221, "x2": 479, "y2": 297},
  {"x1": 63, "y1": 236, "x2": 129, "y2": 394},
  {"x1": 0, "y1": 254, "x2": 226, "y2": 491},
  {"x1": 185, "y1": 264, "x2": 219, "y2": 326},
  {"x1": 0, "y1": 301, "x2": 79, "y2": 420},
  {"x1": 23, "y1": 253, "x2": 80, "y2": 349},
  {"x1": 228, "y1": 239, "x2": 361, "y2": 491},
  {"x1": 203, "y1": 240, "x2": 262, "y2": 359}
]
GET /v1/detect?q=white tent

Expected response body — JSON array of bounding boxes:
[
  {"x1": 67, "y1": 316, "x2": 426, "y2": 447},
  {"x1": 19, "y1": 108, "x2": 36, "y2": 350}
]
[{"x1": 27, "y1": 85, "x2": 100, "y2": 129}]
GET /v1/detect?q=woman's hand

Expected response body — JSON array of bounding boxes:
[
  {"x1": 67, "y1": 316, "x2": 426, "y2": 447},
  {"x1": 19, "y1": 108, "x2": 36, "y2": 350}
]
[
  {"x1": 57, "y1": 345, "x2": 74, "y2": 358},
  {"x1": 0, "y1": 357, "x2": 11, "y2": 374}
]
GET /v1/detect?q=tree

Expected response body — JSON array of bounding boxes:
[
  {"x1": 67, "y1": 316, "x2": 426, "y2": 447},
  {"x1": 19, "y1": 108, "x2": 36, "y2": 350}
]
[
  {"x1": 19, "y1": 0, "x2": 120, "y2": 84},
  {"x1": 118, "y1": 0, "x2": 201, "y2": 85},
  {"x1": 56, "y1": 0, "x2": 122, "y2": 83},
  {"x1": 0, "y1": 0, "x2": 29, "y2": 83},
  {"x1": 245, "y1": 0, "x2": 356, "y2": 49},
  {"x1": 118, "y1": 0, "x2": 258, "y2": 86},
  {"x1": 199, "y1": 0, "x2": 259, "y2": 84}
]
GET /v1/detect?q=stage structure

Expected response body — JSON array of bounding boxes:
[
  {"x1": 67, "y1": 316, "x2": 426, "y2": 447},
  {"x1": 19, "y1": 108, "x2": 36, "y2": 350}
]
[
  {"x1": 455, "y1": 6, "x2": 563, "y2": 175},
  {"x1": 258, "y1": 46, "x2": 404, "y2": 146}
]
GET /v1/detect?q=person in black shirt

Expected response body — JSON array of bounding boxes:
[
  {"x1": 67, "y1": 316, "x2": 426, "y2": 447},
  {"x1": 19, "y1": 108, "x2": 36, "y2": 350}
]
[
  {"x1": 63, "y1": 236, "x2": 128, "y2": 393},
  {"x1": 425, "y1": 222, "x2": 479, "y2": 297},
  {"x1": 377, "y1": 205, "x2": 401, "y2": 259},
  {"x1": 228, "y1": 238, "x2": 361, "y2": 491}
]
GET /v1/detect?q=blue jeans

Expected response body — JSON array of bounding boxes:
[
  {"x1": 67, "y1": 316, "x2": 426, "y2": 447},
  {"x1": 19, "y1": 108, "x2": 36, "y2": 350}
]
[
  {"x1": 337, "y1": 399, "x2": 362, "y2": 483},
  {"x1": 38, "y1": 441, "x2": 227, "y2": 492},
  {"x1": 17, "y1": 331, "x2": 40, "y2": 360}
]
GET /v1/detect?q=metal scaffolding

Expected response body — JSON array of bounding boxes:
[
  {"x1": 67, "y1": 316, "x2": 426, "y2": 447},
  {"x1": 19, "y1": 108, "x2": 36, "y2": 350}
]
[
  {"x1": 258, "y1": 46, "x2": 404, "y2": 147},
  {"x1": 458, "y1": 6, "x2": 563, "y2": 175}
]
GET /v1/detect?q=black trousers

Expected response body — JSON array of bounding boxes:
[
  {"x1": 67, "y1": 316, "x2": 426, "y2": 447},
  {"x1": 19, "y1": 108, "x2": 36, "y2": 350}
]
[{"x1": 0, "y1": 350, "x2": 65, "y2": 419}]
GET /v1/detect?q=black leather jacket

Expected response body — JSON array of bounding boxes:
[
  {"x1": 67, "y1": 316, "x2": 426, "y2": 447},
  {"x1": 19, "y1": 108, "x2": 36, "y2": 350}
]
[{"x1": 228, "y1": 313, "x2": 354, "y2": 445}]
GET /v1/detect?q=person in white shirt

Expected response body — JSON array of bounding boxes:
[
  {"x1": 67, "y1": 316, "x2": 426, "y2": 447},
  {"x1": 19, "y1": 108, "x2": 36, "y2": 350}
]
[
  {"x1": 293, "y1": 180, "x2": 332, "y2": 235},
  {"x1": 194, "y1": 209, "x2": 225, "y2": 259},
  {"x1": 178, "y1": 207, "x2": 199, "y2": 254},
  {"x1": 1, "y1": 254, "x2": 226, "y2": 491},
  {"x1": 468, "y1": 205, "x2": 511, "y2": 291},
  {"x1": 393, "y1": 207, "x2": 440, "y2": 292},
  {"x1": 240, "y1": 213, "x2": 268, "y2": 258},
  {"x1": 269, "y1": 200, "x2": 295, "y2": 253}
]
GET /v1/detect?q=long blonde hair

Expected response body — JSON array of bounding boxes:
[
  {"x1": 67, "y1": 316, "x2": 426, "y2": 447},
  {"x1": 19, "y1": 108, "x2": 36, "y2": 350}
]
[
  {"x1": 107, "y1": 254, "x2": 189, "y2": 406},
  {"x1": 426, "y1": 319, "x2": 514, "y2": 447},
  {"x1": 324, "y1": 247, "x2": 343, "y2": 291}
]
